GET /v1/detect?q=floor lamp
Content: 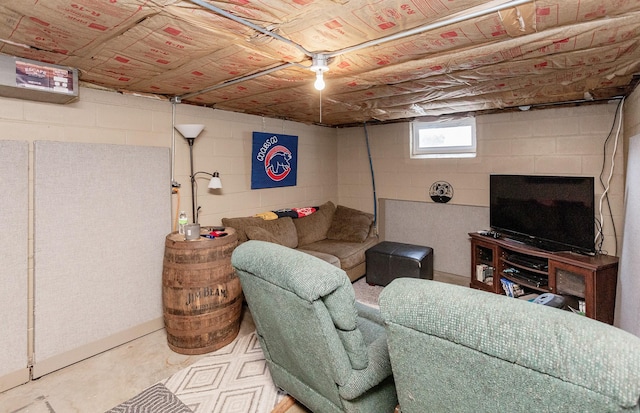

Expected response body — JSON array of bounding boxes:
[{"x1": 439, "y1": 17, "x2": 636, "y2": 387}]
[{"x1": 174, "y1": 124, "x2": 222, "y2": 224}]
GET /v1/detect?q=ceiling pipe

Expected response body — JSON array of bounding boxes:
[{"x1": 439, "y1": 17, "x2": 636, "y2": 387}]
[
  {"x1": 170, "y1": 98, "x2": 178, "y2": 186},
  {"x1": 179, "y1": 0, "x2": 534, "y2": 101},
  {"x1": 327, "y1": 0, "x2": 534, "y2": 58},
  {"x1": 509, "y1": 95, "x2": 625, "y2": 111},
  {"x1": 186, "y1": 0, "x2": 313, "y2": 57},
  {"x1": 179, "y1": 62, "x2": 296, "y2": 100}
]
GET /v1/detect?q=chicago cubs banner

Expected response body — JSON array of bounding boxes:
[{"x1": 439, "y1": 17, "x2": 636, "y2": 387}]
[{"x1": 251, "y1": 132, "x2": 298, "y2": 189}]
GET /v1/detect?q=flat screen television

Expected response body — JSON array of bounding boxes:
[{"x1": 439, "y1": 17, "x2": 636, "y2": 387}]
[{"x1": 490, "y1": 174, "x2": 595, "y2": 255}]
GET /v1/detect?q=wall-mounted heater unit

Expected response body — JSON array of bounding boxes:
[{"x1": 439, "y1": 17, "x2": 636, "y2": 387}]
[{"x1": 0, "y1": 54, "x2": 78, "y2": 104}]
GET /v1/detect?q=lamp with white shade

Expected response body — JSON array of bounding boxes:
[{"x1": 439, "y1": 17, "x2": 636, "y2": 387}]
[
  {"x1": 174, "y1": 124, "x2": 222, "y2": 224},
  {"x1": 174, "y1": 124, "x2": 205, "y2": 144}
]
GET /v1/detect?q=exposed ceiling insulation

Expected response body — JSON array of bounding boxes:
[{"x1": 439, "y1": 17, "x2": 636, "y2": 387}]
[{"x1": 1, "y1": 0, "x2": 639, "y2": 126}]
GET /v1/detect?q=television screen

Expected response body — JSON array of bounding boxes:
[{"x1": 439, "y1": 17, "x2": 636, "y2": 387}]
[{"x1": 490, "y1": 175, "x2": 595, "y2": 254}]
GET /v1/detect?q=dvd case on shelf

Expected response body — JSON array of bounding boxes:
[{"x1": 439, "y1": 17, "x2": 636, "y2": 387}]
[
  {"x1": 476, "y1": 264, "x2": 494, "y2": 284},
  {"x1": 500, "y1": 278, "x2": 524, "y2": 298}
]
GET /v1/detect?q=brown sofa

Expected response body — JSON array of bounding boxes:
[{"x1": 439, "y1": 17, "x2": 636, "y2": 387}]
[{"x1": 221, "y1": 201, "x2": 378, "y2": 281}]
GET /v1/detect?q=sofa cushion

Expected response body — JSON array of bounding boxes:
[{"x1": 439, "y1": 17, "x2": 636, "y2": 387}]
[
  {"x1": 294, "y1": 200, "x2": 336, "y2": 246},
  {"x1": 327, "y1": 205, "x2": 374, "y2": 243},
  {"x1": 301, "y1": 236, "x2": 379, "y2": 271},
  {"x1": 222, "y1": 216, "x2": 298, "y2": 248},
  {"x1": 296, "y1": 249, "x2": 341, "y2": 268},
  {"x1": 245, "y1": 226, "x2": 282, "y2": 245}
]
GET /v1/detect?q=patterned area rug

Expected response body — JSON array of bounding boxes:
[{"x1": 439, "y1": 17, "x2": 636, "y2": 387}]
[
  {"x1": 106, "y1": 332, "x2": 285, "y2": 413},
  {"x1": 106, "y1": 383, "x2": 191, "y2": 413},
  {"x1": 106, "y1": 281, "x2": 381, "y2": 413}
]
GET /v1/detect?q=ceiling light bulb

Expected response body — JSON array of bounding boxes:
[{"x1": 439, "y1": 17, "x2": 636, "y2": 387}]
[
  {"x1": 314, "y1": 71, "x2": 325, "y2": 91},
  {"x1": 310, "y1": 53, "x2": 329, "y2": 91}
]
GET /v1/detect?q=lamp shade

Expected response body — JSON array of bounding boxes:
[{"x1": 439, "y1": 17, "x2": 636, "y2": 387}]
[
  {"x1": 175, "y1": 124, "x2": 205, "y2": 139},
  {"x1": 208, "y1": 171, "x2": 222, "y2": 189}
]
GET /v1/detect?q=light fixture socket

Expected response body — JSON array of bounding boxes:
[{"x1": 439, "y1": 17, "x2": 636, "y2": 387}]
[{"x1": 310, "y1": 54, "x2": 329, "y2": 73}]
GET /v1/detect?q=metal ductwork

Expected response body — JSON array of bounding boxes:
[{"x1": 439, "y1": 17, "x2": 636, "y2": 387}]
[{"x1": 0, "y1": 54, "x2": 78, "y2": 104}]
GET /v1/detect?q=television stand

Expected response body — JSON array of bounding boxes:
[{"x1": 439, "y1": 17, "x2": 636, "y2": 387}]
[{"x1": 469, "y1": 232, "x2": 619, "y2": 324}]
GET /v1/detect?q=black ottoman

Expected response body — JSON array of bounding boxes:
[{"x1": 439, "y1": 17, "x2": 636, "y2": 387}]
[{"x1": 365, "y1": 241, "x2": 433, "y2": 286}]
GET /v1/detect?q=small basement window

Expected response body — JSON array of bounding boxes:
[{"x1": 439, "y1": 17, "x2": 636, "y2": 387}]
[{"x1": 410, "y1": 117, "x2": 477, "y2": 159}]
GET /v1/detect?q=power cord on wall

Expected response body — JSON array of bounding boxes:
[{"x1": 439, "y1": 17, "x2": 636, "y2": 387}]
[
  {"x1": 363, "y1": 122, "x2": 378, "y2": 235},
  {"x1": 596, "y1": 98, "x2": 624, "y2": 256}
]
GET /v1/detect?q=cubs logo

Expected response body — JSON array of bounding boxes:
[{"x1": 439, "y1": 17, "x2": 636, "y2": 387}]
[
  {"x1": 252, "y1": 132, "x2": 298, "y2": 189},
  {"x1": 264, "y1": 145, "x2": 292, "y2": 181}
]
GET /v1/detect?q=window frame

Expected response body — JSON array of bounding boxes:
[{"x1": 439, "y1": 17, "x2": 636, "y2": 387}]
[{"x1": 410, "y1": 117, "x2": 477, "y2": 159}]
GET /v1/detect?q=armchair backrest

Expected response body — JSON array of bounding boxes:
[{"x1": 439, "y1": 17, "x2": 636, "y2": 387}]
[
  {"x1": 231, "y1": 241, "x2": 374, "y2": 411},
  {"x1": 380, "y1": 278, "x2": 640, "y2": 413}
]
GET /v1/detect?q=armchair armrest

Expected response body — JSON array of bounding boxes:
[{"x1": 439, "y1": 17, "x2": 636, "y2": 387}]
[
  {"x1": 355, "y1": 301, "x2": 384, "y2": 325},
  {"x1": 339, "y1": 335, "x2": 393, "y2": 400}
]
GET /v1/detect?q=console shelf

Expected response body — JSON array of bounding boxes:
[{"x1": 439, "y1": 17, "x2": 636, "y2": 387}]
[{"x1": 469, "y1": 232, "x2": 619, "y2": 324}]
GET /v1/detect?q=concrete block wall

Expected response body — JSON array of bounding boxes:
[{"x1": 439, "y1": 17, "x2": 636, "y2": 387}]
[
  {"x1": 337, "y1": 102, "x2": 625, "y2": 257},
  {"x1": 178, "y1": 106, "x2": 338, "y2": 226},
  {"x1": 0, "y1": 86, "x2": 338, "y2": 223}
]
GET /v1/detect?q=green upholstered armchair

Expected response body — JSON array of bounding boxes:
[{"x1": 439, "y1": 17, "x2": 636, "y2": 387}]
[
  {"x1": 379, "y1": 278, "x2": 640, "y2": 413},
  {"x1": 231, "y1": 240, "x2": 397, "y2": 413}
]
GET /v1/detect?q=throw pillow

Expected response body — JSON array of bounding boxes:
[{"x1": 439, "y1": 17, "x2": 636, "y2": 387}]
[
  {"x1": 222, "y1": 216, "x2": 299, "y2": 248},
  {"x1": 221, "y1": 216, "x2": 265, "y2": 242},
  {"x1": 260, "y1": 217, "x2": 298, "y2": 248},
  {"x1": 326, "y1": 205, "x2": 373, "y2": 243},
  {"x1": 245, "y1": 226, "x2": 282, "y2": 245},
  {"x1": 294, "y1": 200, "x2": 336, "y2": 246}
]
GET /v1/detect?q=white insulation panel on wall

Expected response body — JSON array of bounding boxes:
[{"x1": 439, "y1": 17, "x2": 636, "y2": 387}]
[
  {"x1": 33, "y1": 141, "x2": 170, "y2": 377},
  {"x1": 381, "y1": 198, "x2": 489, "y2": 277},
  {"x1": 617, "y1": 134, "x2": 640, "y2": 336},
  {"x1": 0, "y1": 140, "x2": 29, "y2": 392}
]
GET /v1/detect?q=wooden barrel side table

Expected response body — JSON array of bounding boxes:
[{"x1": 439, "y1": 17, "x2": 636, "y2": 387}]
[{"x1": 161, "y1": 228, "x2": 242, "y2": 355}]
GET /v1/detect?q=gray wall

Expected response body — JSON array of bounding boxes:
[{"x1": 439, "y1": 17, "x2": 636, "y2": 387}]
[
  {"x1": 380, "y1": 198, "x2": 489, "y2": 277},
  {"x1": 0, "y1": 141, "x2": 29, "y2": 392},
  {"x1": 33, "y1": 141, "x2": 170, "y2": 377},
  {"x1": 616, "y1": 135, "x2": 640, "y2": 332}
]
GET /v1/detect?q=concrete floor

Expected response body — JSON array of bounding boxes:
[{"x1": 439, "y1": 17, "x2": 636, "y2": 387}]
[
  {"x1": 0, "y1": 308, "x2": 257, "y2": 413},
  {"x1": 0, "y1": 271, "x2": 467, "y2": 413}
]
